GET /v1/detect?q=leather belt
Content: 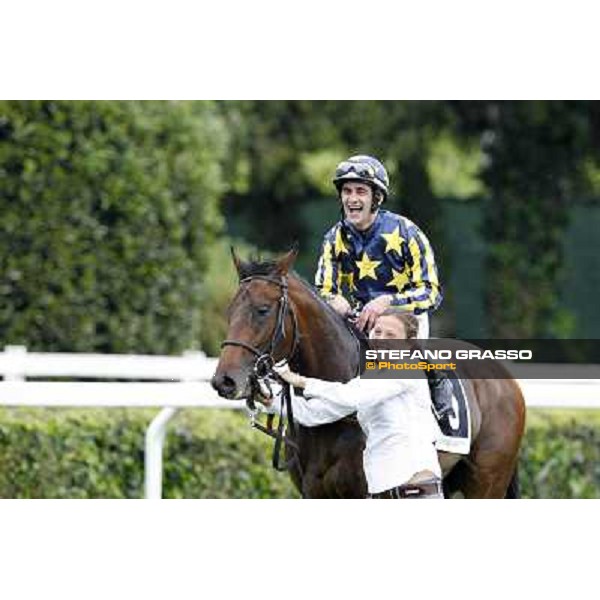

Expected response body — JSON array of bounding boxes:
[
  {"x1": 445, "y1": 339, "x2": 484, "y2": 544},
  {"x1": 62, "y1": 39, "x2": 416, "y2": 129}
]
[{"x1": 370, "y1": 478, "x2": 443, "y2": 499}]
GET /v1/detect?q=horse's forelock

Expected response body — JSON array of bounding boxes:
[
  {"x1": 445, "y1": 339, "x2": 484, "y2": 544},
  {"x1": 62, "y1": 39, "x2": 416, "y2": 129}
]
[{"x1": 237, "y1": 257, "x2": 279, "y2": 280}]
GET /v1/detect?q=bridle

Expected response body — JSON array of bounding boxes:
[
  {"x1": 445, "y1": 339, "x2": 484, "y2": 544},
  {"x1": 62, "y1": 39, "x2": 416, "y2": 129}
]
[
  {"x1": 220, "y1": 273, "x2": 302, "y2": 475},
  {"x1": 220, "y1": 274, "x2": 299, "y2": 381}
]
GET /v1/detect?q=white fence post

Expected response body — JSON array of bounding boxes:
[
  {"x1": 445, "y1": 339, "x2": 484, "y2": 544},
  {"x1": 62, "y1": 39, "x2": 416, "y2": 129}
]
[
  {"x1": 145, "y1": 407, "x2": 179, "y2": 499},
  {"x1": 3, "y1": 345, "x2": 27, "y2": 381},
  {"x1": 144, "y1": 351, "x2": 204, "y2": 499}
]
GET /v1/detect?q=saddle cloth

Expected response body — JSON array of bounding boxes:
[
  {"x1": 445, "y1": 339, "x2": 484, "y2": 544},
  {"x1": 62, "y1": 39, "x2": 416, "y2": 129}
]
[{"x1": 434, "y1": 374, "x2": 471, "y2": 455}]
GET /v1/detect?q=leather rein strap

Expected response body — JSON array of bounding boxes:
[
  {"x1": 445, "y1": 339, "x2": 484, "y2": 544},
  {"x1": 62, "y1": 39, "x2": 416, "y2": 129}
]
[{"x1": 220, "y1": 274, "x2": 301, "y2": 473}]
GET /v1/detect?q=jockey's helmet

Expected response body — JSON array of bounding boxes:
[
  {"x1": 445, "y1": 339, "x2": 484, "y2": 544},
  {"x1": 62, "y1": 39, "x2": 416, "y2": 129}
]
[{"x1": 333, "y1": 155, "x2": 390, "y2": 202}]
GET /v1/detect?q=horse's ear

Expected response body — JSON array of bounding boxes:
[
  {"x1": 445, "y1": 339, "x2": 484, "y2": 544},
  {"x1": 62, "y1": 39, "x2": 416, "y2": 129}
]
[
  {"x1": 275, "y1": 243, "x2": 299, "y2": 275},
  {"x1": 230, "y1": 246, "x2": 245, "y2": 278}
]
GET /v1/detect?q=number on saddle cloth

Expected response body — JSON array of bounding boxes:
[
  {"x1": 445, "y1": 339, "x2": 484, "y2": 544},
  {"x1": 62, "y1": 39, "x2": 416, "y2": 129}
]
[{"x1": 434, "y1": 373, "x2": 471, "y2": 455}]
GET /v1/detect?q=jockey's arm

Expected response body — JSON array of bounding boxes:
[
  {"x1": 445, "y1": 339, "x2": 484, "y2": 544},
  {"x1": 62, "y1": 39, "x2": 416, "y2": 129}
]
[
  {"x1": 390, "y1": 226, "x2": 443, "y2": 314},
  {"x1": 314, "y1": 231, "x2": 353, "y2": 316},
  {"x1": 314, "y1": 236, "x2": 339, "y2": 297}
]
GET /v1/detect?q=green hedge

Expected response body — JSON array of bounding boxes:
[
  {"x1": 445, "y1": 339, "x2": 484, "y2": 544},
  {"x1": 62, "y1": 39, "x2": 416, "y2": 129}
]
[
  {"x1": 0, "y1": 101, "x2": 226, "y2": 354},
  {"x1": 520, "y1": 409, "x2": 600, "y2": 499},
  {"x1": 0, "y1": 408, "x2": 299, "y2": 499},
  {"x1": 0, "y1": 407, "x2": 597, "y2": 498}
]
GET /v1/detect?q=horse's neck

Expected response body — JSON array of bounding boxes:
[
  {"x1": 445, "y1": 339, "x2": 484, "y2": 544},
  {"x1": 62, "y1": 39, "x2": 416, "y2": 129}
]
[{"x1": 290, "y1": 281, "x2": 358, "y2": 382}]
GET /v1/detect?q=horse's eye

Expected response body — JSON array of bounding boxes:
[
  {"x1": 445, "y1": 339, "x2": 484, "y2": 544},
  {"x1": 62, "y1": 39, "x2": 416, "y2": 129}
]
[{"x1": 257, "y1": 305, "x2": 271, "y2": 316}]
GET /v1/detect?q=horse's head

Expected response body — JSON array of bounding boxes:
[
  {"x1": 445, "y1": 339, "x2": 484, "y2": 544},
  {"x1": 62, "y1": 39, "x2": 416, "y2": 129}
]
[{"x1": 211, "y1": 246, "x2": 299, "y2": 400}]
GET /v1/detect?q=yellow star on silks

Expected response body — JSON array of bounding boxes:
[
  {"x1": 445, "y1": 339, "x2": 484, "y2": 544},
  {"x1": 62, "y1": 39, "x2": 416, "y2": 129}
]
[
  {"x1": 381, "y1": 226, "x2": 406, "y2": 254},
  {"x1": 355, "y1": 251, "x2": 381, "y2": 280},
  {"x1": 386, "y1": 268, "x2": 410, "y2": 291},
  {"x1": 334, "y1": 228, "x2": 349, "y2": 257}
]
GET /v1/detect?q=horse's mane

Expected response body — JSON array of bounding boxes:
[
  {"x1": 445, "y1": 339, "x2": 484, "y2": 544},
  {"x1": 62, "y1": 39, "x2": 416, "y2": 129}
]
[
  {"x1": 288, "y1": 270, "x2": 367, "y2": 376},
  {"x1": 290, "y1": 272, "x2": 355, "y2": 331},
  {"x1": 240, "y1": 257, "x2": 366, "y2": 343},
  {"x1": 239, "y1": 257, "x2": 367, "y2": 341}
]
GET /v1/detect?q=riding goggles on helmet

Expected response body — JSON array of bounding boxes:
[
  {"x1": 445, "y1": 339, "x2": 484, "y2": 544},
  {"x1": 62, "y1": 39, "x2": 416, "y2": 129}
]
[{"x1": 334, "y1": 161, "x2": 377, "y2": 181}]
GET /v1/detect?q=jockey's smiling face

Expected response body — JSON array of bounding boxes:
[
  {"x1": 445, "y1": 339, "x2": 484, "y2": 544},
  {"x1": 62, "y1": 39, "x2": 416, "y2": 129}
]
[{"x1": 340, "y1": 181, "x2": 378, "y2": 231}]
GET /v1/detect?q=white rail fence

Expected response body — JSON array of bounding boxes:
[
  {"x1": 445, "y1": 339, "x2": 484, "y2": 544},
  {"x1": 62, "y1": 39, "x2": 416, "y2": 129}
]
[
  {"x1": 0, "y1": 345, "x2": 598, "y2": 498},
  {"x1": 0, "y1": 345, "x2": 239, "y2": 499}
]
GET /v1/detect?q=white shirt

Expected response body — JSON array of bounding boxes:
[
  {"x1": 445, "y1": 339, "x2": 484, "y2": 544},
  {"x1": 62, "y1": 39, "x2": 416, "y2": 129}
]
[{"x1": 268, "y1": 374, "x2": 441, "y2": 494}]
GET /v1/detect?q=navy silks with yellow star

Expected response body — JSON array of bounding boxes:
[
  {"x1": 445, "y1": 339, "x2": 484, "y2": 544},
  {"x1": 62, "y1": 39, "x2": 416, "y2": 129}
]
[{"x1": 314, "y1": 210, "x2": 443, "y2": 315}]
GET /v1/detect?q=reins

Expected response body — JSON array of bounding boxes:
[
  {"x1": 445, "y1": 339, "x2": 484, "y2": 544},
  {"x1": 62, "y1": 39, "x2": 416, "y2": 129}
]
[
  {"x1": 219, "y1": 273, "x2": 363, "y2": 479},
  {"x1": 220, "y1": 274, "x2": 301, "y2": 473}
]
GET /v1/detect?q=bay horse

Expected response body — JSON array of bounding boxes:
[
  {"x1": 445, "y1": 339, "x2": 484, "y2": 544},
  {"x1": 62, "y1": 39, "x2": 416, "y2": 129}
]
[{"x1": 211, "y1": 247, "x2": 526, "y2": 498}]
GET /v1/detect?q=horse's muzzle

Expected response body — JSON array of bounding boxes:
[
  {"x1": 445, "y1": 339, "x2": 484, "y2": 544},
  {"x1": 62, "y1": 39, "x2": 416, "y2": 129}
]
[{"x1": 211, "y1": 373, "x2": 239, "y2": 399}]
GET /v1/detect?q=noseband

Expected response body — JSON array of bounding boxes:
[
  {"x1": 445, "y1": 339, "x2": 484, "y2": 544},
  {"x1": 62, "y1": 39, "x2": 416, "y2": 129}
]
[{"x1": 220, "y1": 274, "x2": 299, "y2": 379}]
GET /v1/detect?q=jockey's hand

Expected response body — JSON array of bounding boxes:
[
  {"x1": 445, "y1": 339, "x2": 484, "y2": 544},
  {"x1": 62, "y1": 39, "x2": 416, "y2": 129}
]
[
  {"x1": 356, "y1": 295, "x2": 394, "y2": 332},
  {"x1": 273, "y1": 362, "x2": 307, "y2": 389},
  {"x1": 328, "y1": 295, "x2": 352, "y2": 318}
]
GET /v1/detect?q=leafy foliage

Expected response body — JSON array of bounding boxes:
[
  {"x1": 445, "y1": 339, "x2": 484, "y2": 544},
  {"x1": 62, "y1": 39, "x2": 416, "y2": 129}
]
[
  {"x1": 4, "y1": 101, "x2": 597, "y2": 343},
  {"x1": 0, "y1": 101, "x2": 226, "y2": 353},
  {"x1": 220, "y1": 100, "x2": 600, "y2": 337},
  {"x1": 0, "y1": 407, "x2": 597, "y2": 498},
  {"x1": 521, "y1": 410, "x2": 600, "y2": 498},
  {"x1": 0, "y1": 408, "x2": 299, "y2": 499},
  {"x1": 218, "y1": 101, "x2": 453, "y2": 253},
  {"x1": 452, "y1": 101, "x2": 600, "y2": 337}
]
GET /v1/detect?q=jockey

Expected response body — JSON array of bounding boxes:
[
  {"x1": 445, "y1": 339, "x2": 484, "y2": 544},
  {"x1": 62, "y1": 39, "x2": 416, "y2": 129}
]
[
  {"x1": 264, "y1": 310, "x2": 443, "y2": 499},
  {"x1": 314, "y1": 154, "x2": 454, "y2": 419}
]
